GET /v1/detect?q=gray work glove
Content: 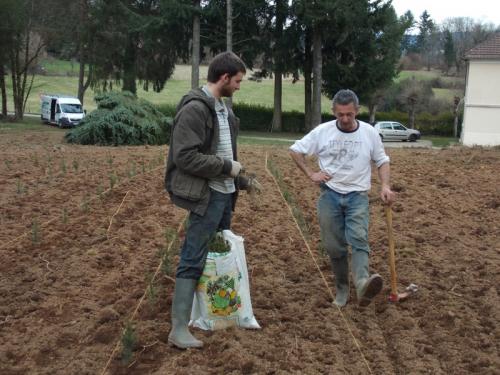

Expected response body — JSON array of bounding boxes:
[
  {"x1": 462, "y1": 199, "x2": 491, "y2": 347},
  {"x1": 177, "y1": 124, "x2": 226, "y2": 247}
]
[
  {"x1": 230, "y1": 160, "x2": 242, "y2": 177},
  {"x1": 247, "y1": 174, "x2": 262, "y2": 194}
]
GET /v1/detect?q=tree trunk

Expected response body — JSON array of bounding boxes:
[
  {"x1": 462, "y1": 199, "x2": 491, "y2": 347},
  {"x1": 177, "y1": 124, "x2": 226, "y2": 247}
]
[
  {"x1": 122, "y1": 36, "x2": 137, "y2": 95},
  {"x1": 453, "y1": 112, "x2": 459, "y2": 138},
  {"x1": 78, "y1": 60, "x2": 92, "y2": 105},
  {"x1": 10, "y1": 43, "x2": 23, "y2": 120},
  {"x1": 77, "y1": 0, "x2": 91, "y2": 104},
  {"x1": 304, "y1": 27, "x2": 312, "y2": 132},
  {"x1": 271, "y1": 68, "x2": 282, "y2": 132},
  {"x1": 78, "y1": 46, "x2": 86, "y2": 103},
  {"x1": 225, "y1": 0, "x2": 233, "y2": 108},
  {"x1": 311, "y1": 25, "x2": 322, "y2": 128},
  {"x1": 271, "y1": 0, "x2": 286, "y2": 132},
  {"x1": 226, "y1": 0, "x2": 232, "y2": 52},
  {"x1": 368, "y1": 102, "x2": 377, "y2": 124},
  {"x1": 191, "y1": 0, "x2": 201, "y2": 89},
  {"x1": 453, "y1": 96, "x2": 461, "y2": 138},
  {"x1": 0, "y1": 64, "x2": 7, "y2": 117},
  {"x1": 408, "y1": 105, "x2": 415, "y2": 129}
]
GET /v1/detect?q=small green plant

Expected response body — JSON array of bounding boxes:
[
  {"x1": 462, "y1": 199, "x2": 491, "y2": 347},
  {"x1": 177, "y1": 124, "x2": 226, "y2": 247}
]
[
  {"x1": 208, "y1": 232, "x2": 231, "y2": 253},
  {"x1": 160, "y1": 246, "x2": 173, "y2": 276},
  {"x1": 162, "y1": 228, "x2": 175, "y2": 265},
  {"x1": 60, "y1": 158, "x2": 67, "y2": 175},
  {"x1": 140, "y1": 159, "x2": 145, "y2": 173},
  {"x1": 282, "y1": 189, "x2": 291, "y2": 202},
  {"x1": 80, "y1": 194, "x2": 90, "y2": 213},
  {"x1": 160, "y1": 229, "x2": 177, "y2": 275},
  {"x1": 120, "y1": 322, "x2": 137, "y2": 365},
  {"x1": 47, "y1": 164, "x2": 53, "y2": 181},
  {"x1": 107, "y1": 154, "x2": 113, "y2": 167},
  {"x1": 62, "y1": 207, "x2": 68, "y2": 224},
  {"x1": 32, "y1": 218, "x2": 40, "y2": 246},
  {"x1": 145, "y1": 274, "x2": 157, "y2": 305},
  {"x1": 97, "y1": 183, "x2": 104, "y2": 198},
  {"x1": 317, "y1": 243, "x2": 327, "y2": 257},
  {"x1": 72, "y1": 159, "x2": 79, "y2": 171},
  {"x1": 16, "y1": 178, "x2": 25, "y2": 194},
  {"x1": 109, "y1": 172, "x2": 117, "y2": 189},
  {"x1": 128, "y1": 162, "x2": 136, "y2": 178},
  {"x1": 164, "y1": 227, "x2": 176, "y2": 243},
  {"x1": 157, "y1": 151, "x2": 164, "y2": 166},
  {"x1": 31, "y1": 153, "x2": 39, "y2": 167}
]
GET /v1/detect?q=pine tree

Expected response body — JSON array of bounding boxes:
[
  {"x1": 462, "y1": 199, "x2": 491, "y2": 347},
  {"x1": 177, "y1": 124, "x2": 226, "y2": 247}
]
[{"x1": 443, "y1": 29, "x2": 455, "y2": 75}]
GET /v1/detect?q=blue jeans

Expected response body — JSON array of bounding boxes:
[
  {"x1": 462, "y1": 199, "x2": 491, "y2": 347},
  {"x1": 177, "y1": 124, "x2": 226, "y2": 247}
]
[
  {"x1": 176, "y1": 189, "x2": 233, "y2": 280},
  {"x1": 317, "y1": 185, "x2": 370, "y2": 260}
]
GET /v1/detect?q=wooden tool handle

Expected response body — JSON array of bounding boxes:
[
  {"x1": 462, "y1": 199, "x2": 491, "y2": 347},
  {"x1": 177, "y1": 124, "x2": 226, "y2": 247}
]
[{"x1": 385, "y1": 206, "x2": 398, "y2": 296}]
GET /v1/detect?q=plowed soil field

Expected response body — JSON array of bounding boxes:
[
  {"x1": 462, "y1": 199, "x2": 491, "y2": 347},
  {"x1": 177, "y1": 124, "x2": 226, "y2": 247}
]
[{"x1": 1, "y1": 129, "x2": 499, "y2": 375}]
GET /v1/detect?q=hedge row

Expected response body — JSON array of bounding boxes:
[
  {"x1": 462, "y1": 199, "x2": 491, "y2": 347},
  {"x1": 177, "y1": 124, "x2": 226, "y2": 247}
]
[{"x1": 156, "y1": 102, "x2": 459, "y2": 136}]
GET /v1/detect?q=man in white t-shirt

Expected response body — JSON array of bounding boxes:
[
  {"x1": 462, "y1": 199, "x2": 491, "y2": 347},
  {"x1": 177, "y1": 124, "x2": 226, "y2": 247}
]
[{"x1": 289, "y1": 89, "x2": 395, "y2": 307}]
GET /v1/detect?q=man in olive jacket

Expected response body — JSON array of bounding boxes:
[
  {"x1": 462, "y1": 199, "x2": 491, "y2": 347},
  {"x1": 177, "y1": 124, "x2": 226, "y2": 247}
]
[{"x1": 165, "y1": 52, "x2": 261, "y2": 349}]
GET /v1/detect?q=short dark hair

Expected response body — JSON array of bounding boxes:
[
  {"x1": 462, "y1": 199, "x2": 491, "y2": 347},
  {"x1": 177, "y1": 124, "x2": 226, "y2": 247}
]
[
  {"x1": 332, "y1": 89, "x2": 359, "y2": 108},
  {"x1": 207, "y1": 52, "x2": 246, "y2": 83}
]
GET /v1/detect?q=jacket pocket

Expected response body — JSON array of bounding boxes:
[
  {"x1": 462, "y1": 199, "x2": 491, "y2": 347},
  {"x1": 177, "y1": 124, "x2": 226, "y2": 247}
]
[{"x1": 172, "y1": 170, "x2": 208, "y2": 201}]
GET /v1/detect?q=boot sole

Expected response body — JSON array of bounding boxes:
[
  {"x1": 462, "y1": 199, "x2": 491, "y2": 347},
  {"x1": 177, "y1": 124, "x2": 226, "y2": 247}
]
[
  {"x1": 168, "y1": 337, "x2": 203, "y2": 349},
  {"x1": 358, "y1": 275, "x2": 383, "y2": 307}
]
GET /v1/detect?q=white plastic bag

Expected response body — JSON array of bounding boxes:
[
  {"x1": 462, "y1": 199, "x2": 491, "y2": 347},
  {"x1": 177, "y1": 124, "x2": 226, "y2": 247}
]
[{"x1": 190, "y1": 230, "x2": 260, "y2": 330}]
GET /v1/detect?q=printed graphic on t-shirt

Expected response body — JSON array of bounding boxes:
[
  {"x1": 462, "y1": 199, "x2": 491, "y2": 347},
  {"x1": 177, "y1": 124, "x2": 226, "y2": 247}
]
[{"x1": 327, "y1": 140, "x2": 361, "y2": 170}]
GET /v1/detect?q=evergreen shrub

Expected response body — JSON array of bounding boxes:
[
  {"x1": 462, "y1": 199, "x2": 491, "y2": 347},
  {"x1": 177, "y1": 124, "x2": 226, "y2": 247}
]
[
  {"x1": 65, "y1": 91, "x2": 172, "y2": 146},
  {"x1": 156, "y1": 102, "x2": 456, "y2": 136},
  {"x1": 373, "y1": 111, "x2": 456, "y2": 135}
]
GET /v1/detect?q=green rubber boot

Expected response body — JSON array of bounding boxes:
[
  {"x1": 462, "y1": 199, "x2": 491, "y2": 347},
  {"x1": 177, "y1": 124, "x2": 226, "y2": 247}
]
[
  {"x1": 331, "y1": 256, "x2": 350, "y2": 307},
  {"x1": 168, "y1": 278, "x2": 203, "y2": 349},
  {"x1": 352, "y1": 250, "x2": 383, "y2": 307}
]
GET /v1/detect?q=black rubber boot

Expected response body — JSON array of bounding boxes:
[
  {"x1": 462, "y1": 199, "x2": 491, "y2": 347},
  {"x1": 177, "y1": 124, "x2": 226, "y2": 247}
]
[
  {"x1": 168, "y1": 278, "x2": 203, "y2": 349},
  {"x1": 331, "y1": 256, "x2": 350, "y2": 307}
]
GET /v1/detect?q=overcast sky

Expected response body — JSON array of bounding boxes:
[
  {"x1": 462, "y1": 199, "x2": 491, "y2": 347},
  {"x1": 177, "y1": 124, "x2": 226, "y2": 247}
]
[{"x1": 390, "y1": 0, "x2": 500, "y2": 26}]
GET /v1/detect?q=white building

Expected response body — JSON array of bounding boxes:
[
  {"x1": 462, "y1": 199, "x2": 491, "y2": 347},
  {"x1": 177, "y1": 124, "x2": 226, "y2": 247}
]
[{"x1": 461, "y1": 34, "x2": 500, "y2": 146}]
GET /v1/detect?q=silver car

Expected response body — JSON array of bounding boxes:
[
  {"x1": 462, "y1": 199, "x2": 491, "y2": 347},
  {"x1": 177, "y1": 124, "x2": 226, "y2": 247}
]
[{"x1": 374, "y1": 121, "x2": 421, "y2": 142}]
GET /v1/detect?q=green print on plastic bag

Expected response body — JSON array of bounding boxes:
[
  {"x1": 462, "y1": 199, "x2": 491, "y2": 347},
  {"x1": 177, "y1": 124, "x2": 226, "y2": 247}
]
[{"x1": 206, "y1": 275, "x2": 242, "y2": 316}]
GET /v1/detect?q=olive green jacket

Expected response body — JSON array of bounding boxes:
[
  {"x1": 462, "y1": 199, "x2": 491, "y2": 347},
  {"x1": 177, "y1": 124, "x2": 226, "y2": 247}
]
[{"x1": 165, "y1": 88, "x2": 248, "y2": 215}]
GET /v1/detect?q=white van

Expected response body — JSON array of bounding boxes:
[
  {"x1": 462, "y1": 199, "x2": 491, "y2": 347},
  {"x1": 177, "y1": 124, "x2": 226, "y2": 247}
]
[{"x1": 41, "y1": 94, "x2": 85, "y2": 128}]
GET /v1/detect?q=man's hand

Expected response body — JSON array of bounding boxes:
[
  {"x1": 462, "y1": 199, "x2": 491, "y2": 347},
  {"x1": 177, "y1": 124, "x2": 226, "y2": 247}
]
[
  {"x1": 310, "y1": 171, "x2": 332, "y2": 185},
  {"x1": 380, "y1": 184, "x2": 396, "y2": 206},
  {"x1": 230, "y1": 161, "x2": 242, "y2": 177},
  {"x1": 247, "y1": 175, "x2": 262, "y2": 194}
]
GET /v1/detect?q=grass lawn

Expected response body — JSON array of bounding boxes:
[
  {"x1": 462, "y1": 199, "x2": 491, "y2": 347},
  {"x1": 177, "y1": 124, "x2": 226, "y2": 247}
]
[
  {"x1": 422, "y1": 135, "x2": 459, "y2": 147},
  {"x1": 433, "y1": 88, "x2": 461, "y2": 101},
  {"x1": 396, "y1": 69, "x2": 464, "y2": 102},
  {"x1": 396, "y1": 70, "x2": 441, "y2": 81},
  {"x1": 0, "y1": 116, "x2": 65, "y2": 133},
  {"x1": 6, "y1": 62, "x2": 332, "y2": 114}
]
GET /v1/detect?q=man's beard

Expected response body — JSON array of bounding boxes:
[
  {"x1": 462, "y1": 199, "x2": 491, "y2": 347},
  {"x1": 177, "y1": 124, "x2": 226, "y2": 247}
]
[{"x1": 220, "y1": 85, "x2": 234, "y2": 98}]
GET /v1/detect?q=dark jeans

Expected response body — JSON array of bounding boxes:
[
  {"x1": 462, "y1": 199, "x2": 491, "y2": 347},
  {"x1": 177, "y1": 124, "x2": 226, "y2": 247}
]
[{"x1": 176, "y1": 189, "x2": 233, "y2": 280}]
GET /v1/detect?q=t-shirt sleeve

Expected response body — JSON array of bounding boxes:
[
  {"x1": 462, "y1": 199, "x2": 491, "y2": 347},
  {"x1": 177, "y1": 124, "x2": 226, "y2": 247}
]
[
  {"x1": 289, "y1": 128, "x2": 321, "y2": 155},
  {"x1": 370, "y1": 128, "x2": 390, "y2": 167}
]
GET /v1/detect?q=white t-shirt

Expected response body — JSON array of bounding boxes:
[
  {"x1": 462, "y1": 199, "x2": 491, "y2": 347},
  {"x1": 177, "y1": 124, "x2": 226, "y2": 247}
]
[{"x1": 290, "y1": 120, "x2": 389, "y2": 194}]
